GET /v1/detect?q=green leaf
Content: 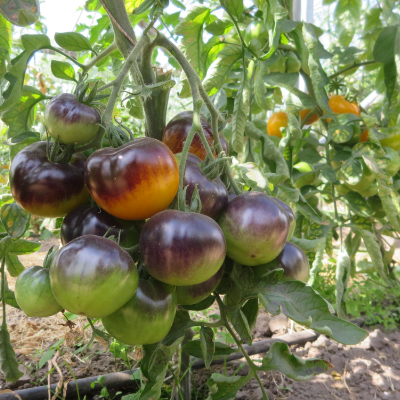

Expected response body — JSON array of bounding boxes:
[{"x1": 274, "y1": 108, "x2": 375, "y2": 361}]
[
  {"x1": 0, "y1": 236, "x2": 12, "y2": 259},
  {"x1": 291, "y1": 236, "x2": 324, "y2": 253},
  {"x1": 3, "y1": 131, "x2": 40, "y2": 147},
  {"x1": 183, "y1": 341, "x2": 236, "y2": 360},
  {"x1": 51, "y1": 60, "x2": 76, "y2": 82},
  {"x1": 205, "y1": 19, "x2": 233, "y2": 36},
  {"x1": 262, "y1": 341, "x2": 330, "y2": 380},
  {"x1": 171, "y1": 0, "x2": 186, "y2": 10},
  {"x1": 343, "y1": 192, "x2": 373, "y2": 217},
  {"x1": 334, "y1": 0, "x2": 362, "y2": 47},
  {"x1": 203, "y1": 45, "x2": 243, "y2": 95},
  {"x1": 335, "y1": 251, "x2": 350, "y2": 319},
  {"x1": 220, "y1": 0, "x2": 244, "y2": 20},
  {"x1": 378, "y1": 181, "x2": 400, "y2": 232},
  {"x1": 254, "y1": 64, "x2": 273, "y2": 111},
  {"x1": 297, "y1": 148, "x2": 322, "y2": 164},
  {"x1": 229, "y1": 309, "x2": 252, "y2": 345},
  {"x1": 55, "y1": 32, "x2": 93, "y2": 52},
  {"x1": 231, "y1": 70, "x2": 250, "y2": 154},
  {"x1": 341, "y1": 157, "x2": 363, "y2": 186},
  {"x1": 248, "y1": 277, "x2": 367, "y2": 344},
  {"x1": 241, "y1": 298, "x2": 259, "y2": 331},
  {"x1": 207, "y1": 373, "x2": 252, "y2": 400},
  {"x1": 0, "y1": 322, "x2": 23, "y2": 382},
  {"x1": 1, "y1": 203, "x2": 30, "y2": 239},
  {"x1": 5, "y1": 254, "x2": 24, "y2": 278},
  {"x1": 331, "y1": 124, "x2": 353, "y2": 143},
  {"x1": 125, "y1": 0, "x2": 150, "y2": 13},
  {"x1": 9, "y1": 239, "x2": 40, "y2": 255},
  {"x1": 174, "y1": 6, "x2": 210, "y2": 78},
  {"x1": 0, "y1": 36, "x2": 49, "y2": 113},
  {"x1": 200, "y1": 326, "x2": 214, "y2": 368},
  {"x1": 0, "y1": 0, "x2": 39, "y2": 27},
  {"x1": 0, "y1": 15, "x2": 11, "y2": 61},
  {"x1": 162, "y1": 310, "x2": 196, "y2": 346}
]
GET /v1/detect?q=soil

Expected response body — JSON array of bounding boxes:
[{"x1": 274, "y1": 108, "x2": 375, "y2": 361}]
[{"x1": 1, "y1": 238, "x2": 400, "y2": 400}]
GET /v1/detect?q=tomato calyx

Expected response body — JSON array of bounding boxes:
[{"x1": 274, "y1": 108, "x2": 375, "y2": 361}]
[{"x1": 46, "y1": 136, "x2": 75, "y2": 164}]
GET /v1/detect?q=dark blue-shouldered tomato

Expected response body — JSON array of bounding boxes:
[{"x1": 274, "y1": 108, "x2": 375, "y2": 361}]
[
  {"x1": 10, "y1": 141, "x2": 90, "y2": 218},
  {"x1": 15, "y1": 266, "x2": 63, "y2": 317},
  {"x1": 180, "y1": 153, "x2": 228, "y2": 220},
  {"x1": 60, "y1": 205, "x2": 143, "y2": 247},
  {"x1": 176, "y1": 266, "x2": 224, "y2": 305},
  {"x1": 218, "y1": 192, "x2": 290, "y2": 266},
  {"x1": 44, "y1": 93, "x2": 101, "y2": 145},
  {"x1": 50, "y1": 235, "x2": 138, "y2": 318},
  {"x1": 252, "y1": 242, "x2": 310, "y2": 283},
  {"x1": 102, "y1": 278, "x2": 177, "y2": 345},
  {"x1": 84, "y1": 138, "x2": 179, "y2": 220},
  {"x1": 140, "y1": 210, "x2": 226, "y2": 286}
]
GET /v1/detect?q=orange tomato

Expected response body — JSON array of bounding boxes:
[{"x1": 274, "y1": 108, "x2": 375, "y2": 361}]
[
  {"x1": 300, "y1": 109, "x2": 320, "y2": 125},
  {"x1": 267, "y1": 111, "x2": 287, "y2": 138},
  {"x1": 360, "y1": 129, "x2": 369, "y2": 142},
  {"x1": 326, "y1": 95, "x2": 360, "y2": 123}
]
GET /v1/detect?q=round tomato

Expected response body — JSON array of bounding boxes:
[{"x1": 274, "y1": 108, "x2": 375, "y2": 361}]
[
  {"x1": 15, "y1": 266, "x2": 63, "y2": 317},
  {"x1": 163, "y1": 111, "x2": 217, "y2": 161},
  {"x1": 176, "y1": 266, "x2": 224, "y2": 305},
  {"x1": 179, "y1": 153, "x2": 228, "y2": 219},
  {"x1": 60, "y1": 205, "x2": 142, "y2": 248},
  {"x1": 357, "y1": 180, "x2": 379, "y2": 197},
  {"x1": 378, "y1": 128, "x2": 400, "y2": 151},
  {"x1": 218, "y1": 192, "x2": 290, "y2": 266},
  {"x1": 44, "y1": 93, "x2": 101, "y2": 145},
  {"x1": 300, "y1": 109, "x2": 320, "y2": 125},
  {"x1": 10, "y1": 142, "x2": 90, "y2": 218},
  {"x1": 267, "y1": 111, "x2": 287, "y2": 138},
  {"x1": 50, "y1": 235, "x2": 138, "y2": 318},
  {"x1": 102, "y1": 278, "x2": 177, "y2": 345},
  {"x1": 140, "y1": 210, "x2": 226, "y2": 286},
  {"x1": 285, "y1": 52, "x2": 301, "y2": 73},
  {"x1": 85, "y1": 138, "x2": 179, "y2": 220},
  {"x1": 327, "y1": 95, "x2": 360, "y2": 123},
  {"x1": 271, "y1": 197, "x2": 296, "y2": 240},
  {"x1": 252, "y1": 242, "x2": 310, "y2": 283}
]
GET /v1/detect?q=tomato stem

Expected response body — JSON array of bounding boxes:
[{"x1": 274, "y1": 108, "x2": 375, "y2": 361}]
[
  {"x1": 1, "y1": 258, "x2": 6, "y2": 326},
  {"x1": 81, "y1": 42, "x2": 118, "y2": 74}
]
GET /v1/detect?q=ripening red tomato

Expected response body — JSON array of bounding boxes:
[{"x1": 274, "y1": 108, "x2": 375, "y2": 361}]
[
  {"x1": 85, "y1": 138, "x2": 179, "y2": 220},
  {"x1": 267, "y1": 111, "x2": 287, "y2": 138},
  {"x1": 360, "y1": 129, "x2": 369, "y2": 142}
]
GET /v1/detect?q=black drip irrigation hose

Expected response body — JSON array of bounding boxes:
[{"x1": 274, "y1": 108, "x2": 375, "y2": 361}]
[{"x1": 0, "y1": 311, "x2": 395, "y2": 400}]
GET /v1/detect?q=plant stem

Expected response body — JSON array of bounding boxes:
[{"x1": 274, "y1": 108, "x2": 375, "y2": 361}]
[
  {"x1": 328, "y1": 61, "x2": 378, "y2": 80},
  {"x1": 47, "y1": 47, "x2": 85, "y2": 69},
  {"x1": 1, "y1": 258, "x2": 6, "y2": 326},
  {"x1": 81, "y1": 42, "x2": 118, "y2": 73}
]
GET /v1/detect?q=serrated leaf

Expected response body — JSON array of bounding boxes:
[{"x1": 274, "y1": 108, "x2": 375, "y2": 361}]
[
  {"x1": 5, "y1": 254, "x2": 24, "y2": 277},
  {"x1": 0, "y1": 236, "x2": 12, "y2": 259},
  {"x1": 200, "y1": 326, "x2": 214, "y2": 368},
  {"x1": 9, "y1": 239, "x2": 40, "y2": 255},
  {"x1": 343, "y1": 192, "x2": 373, "y2": 217},
  {"x1": 205, "y1": 18, "x2": 233, "y2": 36},
  {"x1": 174, "y1": 6, "x2": 210, "y2": 78},
  {"x1": 1, "y1": 202, "x2": 30, "y2": 239},
  {"x1": 248, "y1": 278, "x2": 367, "y2": 344},
  {"x1": 0, "y1": 322, "x2": 23, "y2": 382},
  {"x1": 241, "y1": 298, "x2": 259, "y2": 331},
  {"x1": 55, "y1": 32, "x2": 93, "y2": 52},
  {"x1": 334, "y1": 0, "x2": 362, "y2": 47},
  {"x1": 261, "y1": 342, "x2": 330, "y2": 380},
  {"x1": 0, "y1": 0, "x2": 39, "y2": 27},
  {"x1": 207, "y1": 373, "x2": 252, "y2": 400},
  {"x1": 203, "y1": 45, "x2": 243, "y2": 95},
  {"x1": 335, "y1": 251, "x2": 350, "y2": 319},
  {"x1": 51, "y1": 60, "x2": 76, "y2": 82}
]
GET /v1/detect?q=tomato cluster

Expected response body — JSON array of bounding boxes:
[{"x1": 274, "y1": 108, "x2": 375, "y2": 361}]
[{"x1": 13, "y1": 108, "x2": 309, "y2": 347}]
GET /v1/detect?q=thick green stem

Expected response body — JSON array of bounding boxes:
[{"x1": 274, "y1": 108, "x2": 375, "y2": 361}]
[
  {"x1": 328, "y1": 61, "x2": 378, "y2": 80},
  {"x1": 81, "y1": 42, "x2": 118, "y2": 73}
]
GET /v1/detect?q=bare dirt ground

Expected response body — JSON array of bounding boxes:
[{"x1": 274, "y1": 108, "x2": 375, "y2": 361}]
[{"x1": 1, "y1": 237, "x2": 400, "y2": 400}]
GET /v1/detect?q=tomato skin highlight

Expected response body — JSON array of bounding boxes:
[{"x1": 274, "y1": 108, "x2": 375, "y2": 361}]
[
  {"x1": 60, "y1": 205, "x2": 142, "y2": 248},
  {"x1": 102, "y1": 278, "x2": 177, "y2": 346},
  {"x1": 85, "y1": 138, "x2": 179, "y2": 220},
  {"x1": 218, "y1": 192, "x2": 290, "y2": 266},
  {"x1": 252, "y1": 242, "x2": 310, "y2": 283},
  {"x1": 50, "y1": 235, "x2": 138, "y2": 318},
  {"x1": 15, "y1": 266, "x2": 63, "y2": 317},
  {"x1": 182, "y1": 153, "x2": 228, "y2": 220},
  {"x1": 271, "y1": 197, "x2": 296, "y2": 240},
  {"x1": 10, "y1": 142, "x2": 90, "y2": 218},
  {"x1": 176, "y1": 266, "x2": 224, "y2": 305},
  {"x1": 140, "y1": 210, "x2": 226, "y2": 286},
  {"x1": 45, "y1": 93, "x2": 101, "y2": 145},
  {"x1": 267, "y1": 111, "x2": 287, "y2": 138}
]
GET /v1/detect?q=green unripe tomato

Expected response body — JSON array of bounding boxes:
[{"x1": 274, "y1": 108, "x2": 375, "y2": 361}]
[
  {"x1": 336, "y1": 183, "x2": 350, "y2": 196},
  {"x1": 15, "y1": 266, "x2": 63, "y2": 317},
  {"x1": 285, "y1": 52, "x2": 301, "y2": 73},
  {"x1": 102, "y1": 279, "x2": 177, "y2": 345},
  {"x1": 357, "y1": 180, "x2": 379, "y2": 197},
  {"x1": 293, "y1": 162, "x2": 318, "y2": 189}
]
